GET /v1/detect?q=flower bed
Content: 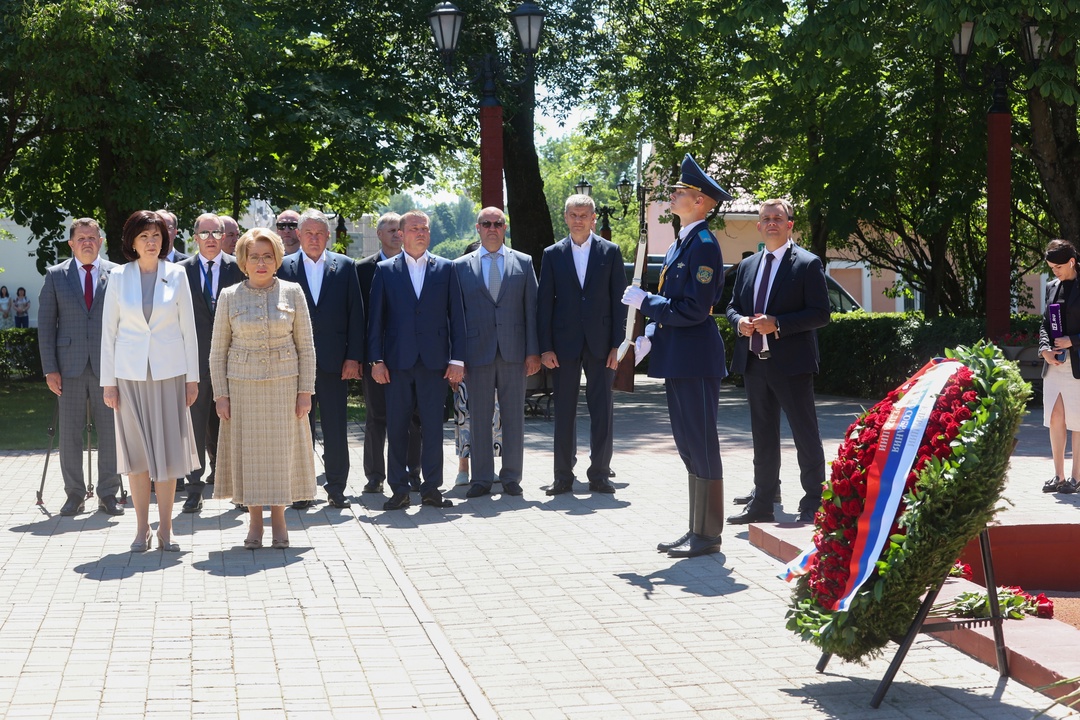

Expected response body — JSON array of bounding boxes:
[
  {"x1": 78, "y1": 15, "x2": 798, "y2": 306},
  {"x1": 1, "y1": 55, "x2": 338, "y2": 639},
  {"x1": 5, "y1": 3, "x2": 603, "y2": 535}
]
[{"x1": 785, "y1": 343, "x2": 1029, "y2": 663}]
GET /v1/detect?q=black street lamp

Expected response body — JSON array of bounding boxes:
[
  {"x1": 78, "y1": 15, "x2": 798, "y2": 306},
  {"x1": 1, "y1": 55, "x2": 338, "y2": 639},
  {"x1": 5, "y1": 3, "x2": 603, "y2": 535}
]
[
  {"x1": 950, "y1": 18, "x2": 1049, "y2": 342},
  {"x1": 428, "y1": 2, "x2": 545, "y2": 211},
  {"x1": 574, "y1": 175, "x2": 634, "y2": 240}
]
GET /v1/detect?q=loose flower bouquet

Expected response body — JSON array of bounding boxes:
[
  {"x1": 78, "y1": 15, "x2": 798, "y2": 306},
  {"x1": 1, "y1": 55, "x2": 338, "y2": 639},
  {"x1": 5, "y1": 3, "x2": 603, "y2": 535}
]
[
  {"x1": 785, "y1": 343, "x2": 1029, "y2": 663},
  {"x1": 932, "y1": 585, "x2": 1055, "y2": 620}
]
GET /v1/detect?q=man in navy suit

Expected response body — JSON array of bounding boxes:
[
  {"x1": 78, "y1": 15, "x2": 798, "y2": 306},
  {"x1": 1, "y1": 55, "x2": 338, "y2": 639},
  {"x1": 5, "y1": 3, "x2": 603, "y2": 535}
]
[
  {"x1": 538, "y1": 194, "x2": 626, "y2": 495},
  {"x1": 37, "y1": 218, "x2": 123, "y2": 516},
  {"x1": 725, "y1": 198, "x2": 830, "y2": 525},
  {"x1": 179, "y1": 213, "x2": 243, "y2": 512},
  {"x1": 622, "y1": 154, "x2": 731, "y2": 558},
  {"x1": 452, "y1": 207, "x2": 541, "y2": 498},
  {"x1": 278, "y1": 208, "x2": 365, "y2": 509},
  {"x1": 368, "y1": 210, "x2": 465, "y2": 510},
  {"x1": 356, "y1": 212, "x2": 421, "y2": 495}
]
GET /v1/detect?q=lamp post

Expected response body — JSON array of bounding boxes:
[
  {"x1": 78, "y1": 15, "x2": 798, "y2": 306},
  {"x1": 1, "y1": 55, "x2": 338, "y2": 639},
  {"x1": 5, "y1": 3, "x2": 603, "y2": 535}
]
[
  {"x1": 951, "y1": 19, "x2": 1048, "y2": 341},
  {"x1": 574, "y1": 175, "x2": 634, "y2": 241},
  {"x1": 429, "y1": 2, "x2": 545, "y2": 211}
]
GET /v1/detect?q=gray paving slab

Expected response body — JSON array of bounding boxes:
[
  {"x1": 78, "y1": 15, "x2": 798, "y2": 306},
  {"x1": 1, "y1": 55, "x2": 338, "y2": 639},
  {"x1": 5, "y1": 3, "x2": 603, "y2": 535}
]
[{"x1": 0, "y1": 377, "x2": 1075, "y2": 719}]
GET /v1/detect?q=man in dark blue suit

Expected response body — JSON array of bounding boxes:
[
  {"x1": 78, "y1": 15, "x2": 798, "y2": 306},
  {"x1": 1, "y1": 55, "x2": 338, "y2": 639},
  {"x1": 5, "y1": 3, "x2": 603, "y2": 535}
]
[
  {"x1": 622, "y1": 154, "x2": 731, "y2": 558},
  {"x1": 368, "y1": 210, "x2": 466, "y2": 510},
  {"x1": 538, "y1": 194, "x2": 626, "y2": 495},
  {"x1": 278, "y1": 208, "x2": 365, "y2": 509},
  {"x1": 179, "y1": 213, "x2": 243, "y2": 513},
  {"x1": 725, "y1": 198, "x2": 830, "y2": 525},
  {"x1": 356, "y1": 212, "x2": 421, "y2": 495}
]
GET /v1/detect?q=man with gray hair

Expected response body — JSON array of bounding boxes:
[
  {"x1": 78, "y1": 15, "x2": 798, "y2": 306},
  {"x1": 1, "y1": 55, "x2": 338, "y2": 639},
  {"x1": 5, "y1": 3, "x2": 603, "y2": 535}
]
[
  {"x1": 37, "y1": 218, "x2": 124, "y2": 516},
  {"x1": 278, "y1": 208, "x2": 366, "y2": 508},
  {"x1": 219, "y1": 214, "x2": 240, "y2": 255},
  {"x1": 179, "y1": 213, "x2": 243, "y2": 512},
  {"x1": 538, "y1": 194, "x2": 626, "y2": 495},
  {"x1": 356, "y1": 211, "x2": 422, "y2": 495}
]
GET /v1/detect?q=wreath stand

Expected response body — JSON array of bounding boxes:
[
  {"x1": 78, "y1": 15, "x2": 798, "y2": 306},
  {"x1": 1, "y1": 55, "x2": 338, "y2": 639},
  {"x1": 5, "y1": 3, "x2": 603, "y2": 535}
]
[{"x1": 815, "y1": 529, "x2": 1008, "y2": 708}]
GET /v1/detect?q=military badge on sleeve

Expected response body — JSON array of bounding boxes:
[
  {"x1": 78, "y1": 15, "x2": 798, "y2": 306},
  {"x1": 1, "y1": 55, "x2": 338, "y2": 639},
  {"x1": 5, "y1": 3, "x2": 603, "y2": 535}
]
[{"x1": 696, "y1": 266, "x2": 714, "y2": 284}]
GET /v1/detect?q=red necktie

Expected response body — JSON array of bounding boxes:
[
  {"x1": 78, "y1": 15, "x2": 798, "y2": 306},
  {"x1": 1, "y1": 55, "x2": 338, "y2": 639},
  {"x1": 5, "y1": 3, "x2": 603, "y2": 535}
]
[
  {"x1": 750, "y1": 253, "x2": 774, "y2": 354},
  {"x1": 83, "y1": 264, "x2": 94, "y2": 311}
]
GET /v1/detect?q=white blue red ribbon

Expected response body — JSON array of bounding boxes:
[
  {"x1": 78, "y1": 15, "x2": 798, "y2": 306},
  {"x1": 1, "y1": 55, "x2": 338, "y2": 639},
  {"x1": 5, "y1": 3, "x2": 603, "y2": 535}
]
[{"x1": 781, "y1": 359, "x2": 963, "y2": 614}]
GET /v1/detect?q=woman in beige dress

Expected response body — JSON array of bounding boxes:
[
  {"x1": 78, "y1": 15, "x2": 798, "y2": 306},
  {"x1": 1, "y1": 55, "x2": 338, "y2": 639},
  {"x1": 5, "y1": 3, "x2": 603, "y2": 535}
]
[
  {"x1": 210, "y1": 227, "x2": 316, "y2": 549},
  {"x1": 101, "y1": 210, "x2": 200, "y2": 552}
]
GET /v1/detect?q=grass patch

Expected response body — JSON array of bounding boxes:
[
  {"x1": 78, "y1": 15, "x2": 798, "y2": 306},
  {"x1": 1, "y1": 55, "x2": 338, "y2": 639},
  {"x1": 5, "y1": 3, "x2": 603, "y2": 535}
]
[{"x1": 0, "y1": 381, "x2": 60, "y2": 450}]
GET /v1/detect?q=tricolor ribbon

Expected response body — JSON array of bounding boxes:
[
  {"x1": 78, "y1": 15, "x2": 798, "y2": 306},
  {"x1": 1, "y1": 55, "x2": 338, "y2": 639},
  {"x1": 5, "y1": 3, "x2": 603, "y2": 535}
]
[{"x1": 781, "y1": 359, "x2": 963, "y2": 613}]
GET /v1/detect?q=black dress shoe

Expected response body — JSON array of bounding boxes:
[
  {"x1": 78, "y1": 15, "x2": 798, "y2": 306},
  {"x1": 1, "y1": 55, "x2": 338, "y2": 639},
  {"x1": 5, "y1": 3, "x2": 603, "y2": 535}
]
[
  {"x1": 182, "y1": 492, "x2": 203, "y2": 513},
  {"x1": 546, "y1": 480, "x2": 573, "y2": 496},
  {"x1": 588, "y1": 477, "x2": 616, "y2": 494},
  {"x1": 797, "y1": 509, "x2": 816, "y2": 523},
  {"x1": 502, "y1": 481, "x2": 523, "y2": 496},
  {"x1": 409, "y1": 476, "x2": 421, "y2": 492},
  {"x1": 667, "y1": 533, "x2": 722, "y2": 558},
  {"x1": 466, "y1": 483, "x2": 490, "y2": 498},
  {"x1": 97, "y1": 496, "x2": 125, "y2": 516},
  {"x1": 235, "y1": 503, "x2": 248, "y2": 512},
  {"x1": 608, "y1": 469, "x2": 616, "y2": 477},
  {"x1": 362, "y1": 479, "x2": 384, "y2": 494},
  {"x1": 1043, "y1": 476, "x2": 1064, "y2": 492},
  {"x1": 291, "y1": 499, "x2": 313, "y2": 509},
  {"x1": 327, "y1": 493, "x2": 352, "y2": 508},
  {"x1": 733, "y1": 489, "x2": 782, "y2": 505},
  {"x1": 727, "y1": 506, "x2": 775, "y2": 525},
  {"x1": 657, "y1": 531, "x2": 692, "y2": 553},
  {"x1": 1059, "y1": 477, "x2": 1080, "y2": 494},
  {"x1": 421, "y1": 490, "x2": 453, "y2": 508},
  {"x1": 59, "y1": 495, "x2": 85, "y2": 516},
  {"x1": 382, "y1": 492, "x2": 411, "y2": 511}
]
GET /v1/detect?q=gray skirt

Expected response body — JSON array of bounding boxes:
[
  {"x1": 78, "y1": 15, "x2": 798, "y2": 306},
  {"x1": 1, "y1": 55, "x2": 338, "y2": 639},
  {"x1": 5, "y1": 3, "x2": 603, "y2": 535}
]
[{"x1": 114, "y1": 372, "x2": 200, "y2": 480}]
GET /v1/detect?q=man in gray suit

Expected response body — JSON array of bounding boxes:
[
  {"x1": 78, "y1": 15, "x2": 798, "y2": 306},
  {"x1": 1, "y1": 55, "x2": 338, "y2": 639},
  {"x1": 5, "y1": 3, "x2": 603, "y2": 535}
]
[
  {"x1": 179, "y1": 213, "x2": 243, "y2": 512},
  {"x1": 452, "y1": 206, "x2": 540, "y2": 498},
  {"x1": 37, "y1": 218, "x2": 124, "y2": 516}
]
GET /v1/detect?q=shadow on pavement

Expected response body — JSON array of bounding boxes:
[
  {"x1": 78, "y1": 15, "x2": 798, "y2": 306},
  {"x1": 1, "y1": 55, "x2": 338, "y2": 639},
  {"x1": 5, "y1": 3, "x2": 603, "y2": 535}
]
[
  {"x1": 189, "y1": 548, "x2": 309, "y2": 576},
  {"x1": 616, "y1": 555, "x2": 748, "y2": 599}
]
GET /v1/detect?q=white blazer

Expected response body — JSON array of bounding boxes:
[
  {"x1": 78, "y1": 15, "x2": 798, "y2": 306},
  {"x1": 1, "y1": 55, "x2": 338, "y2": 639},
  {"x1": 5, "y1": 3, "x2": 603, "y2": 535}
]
[{"x1": 100, "y1": 261, "x2": 200, "y2": 385}]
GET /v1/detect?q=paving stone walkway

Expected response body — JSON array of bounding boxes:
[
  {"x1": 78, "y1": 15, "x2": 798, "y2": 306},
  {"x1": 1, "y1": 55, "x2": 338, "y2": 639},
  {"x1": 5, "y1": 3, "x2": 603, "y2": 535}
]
[{"x1": 0, "y1": 377, "x2": 1074, "y2": 719}]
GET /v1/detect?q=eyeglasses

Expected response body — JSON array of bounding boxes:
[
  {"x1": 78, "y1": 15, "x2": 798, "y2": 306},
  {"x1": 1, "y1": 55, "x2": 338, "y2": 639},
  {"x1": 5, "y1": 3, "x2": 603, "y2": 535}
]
[
  {"x1": 276, "y1": 222, "x2": 298, "y2": 230},
  {"x1": 479, "y1": 220, "x2": 506, "y2": 229},
  {"x1": 247, "y1": 254, "x2": 275, "y2": 265},
  {"x1": 194, "y1": 230, "x2": 225, "y2": 240}
]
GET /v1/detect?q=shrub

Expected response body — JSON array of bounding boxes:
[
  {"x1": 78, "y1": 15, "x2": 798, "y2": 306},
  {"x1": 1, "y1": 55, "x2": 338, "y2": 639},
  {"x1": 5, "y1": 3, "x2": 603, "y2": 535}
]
[{"x1": 0, "y1": 329, "x2": 43, "y2": 381}]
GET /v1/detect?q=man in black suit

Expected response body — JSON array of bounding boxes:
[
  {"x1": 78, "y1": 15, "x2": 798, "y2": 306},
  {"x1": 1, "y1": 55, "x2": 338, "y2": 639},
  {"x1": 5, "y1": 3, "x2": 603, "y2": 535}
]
[
  {"x1": 276, "y1": 209, "x2": 301, "y2": 257},
  {"x1": 725, "y1": 198, "x2": 831, "y2": 525},
  {"x1": 278, "y1": 208, "x2": 365, "y2": 509},
  {"x1": 357, "y1": 212, "x2": 421, "y2": 495},
  {"x1": 538, "y1": 194, "x2": 626, "y2": 495},
  {"x1": 368, "y1": 210, "x2": 465, "y2": 510},
  {"x1": 179, "y1": 213, "x2": 243, "y2": 512},
  {"x1": 37, "y1": 218, "x2": 124, "y2": 516},
  {"x1": 156, "y1": 209, "x2": 189, "y2": 264}
]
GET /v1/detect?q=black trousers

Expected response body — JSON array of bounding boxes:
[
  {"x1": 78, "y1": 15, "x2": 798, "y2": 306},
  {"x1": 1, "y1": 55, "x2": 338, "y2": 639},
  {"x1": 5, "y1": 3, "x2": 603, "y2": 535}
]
[
  {"x1": 665, "y1": 376, "x2": 722, "y2": 480},
  {"x1": 551, "y1": 349, "x2": 615, "y2": 483},
  {"x1": 362, "y1": 370, "x2": 420, "y2": 483},
  {"x1": 743, "y1": 354, "x2": 825, "y2": 514},
  {"x1": 310, "y1": 370, "x2": 350, "y2": 497}
]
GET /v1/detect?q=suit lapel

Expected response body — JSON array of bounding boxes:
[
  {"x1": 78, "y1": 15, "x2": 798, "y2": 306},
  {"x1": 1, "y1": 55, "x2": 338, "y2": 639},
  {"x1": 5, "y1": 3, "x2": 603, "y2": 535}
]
[
  {"x1": 93, "y1": 262, "x2": 112, "y2": 311},
  {"x1": 582, "y1": 235, "x2": 602, "y2": 291},
  {"x1": 290, "y1": 257, "x2": 316, "y2": 312},
  {"x1": 765, "y1": 247, "x2": 795, "y2": 312},
  {"x1": 495, "y1": 249, "x2": 514, "y2": 303},
  {"x1": 469, "y1": 250, "x2": 494, "y2": 305},
  {"x1": 64, "y1": 260, "x2": 86, "y2": 313}
]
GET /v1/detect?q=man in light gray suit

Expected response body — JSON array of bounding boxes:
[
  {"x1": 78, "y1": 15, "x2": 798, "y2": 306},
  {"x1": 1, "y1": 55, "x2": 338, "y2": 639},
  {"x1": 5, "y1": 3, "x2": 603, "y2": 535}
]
[
  {"x1": 452, "y1": 206, "x2": 540, "y2": 498},
  {"x1": 37, "y1": 218, "x2": 124, "y2": 516}
]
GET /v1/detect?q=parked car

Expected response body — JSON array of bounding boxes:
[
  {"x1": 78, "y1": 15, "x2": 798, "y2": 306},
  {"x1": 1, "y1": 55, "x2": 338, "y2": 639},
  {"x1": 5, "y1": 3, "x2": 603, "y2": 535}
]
[{"x1": 624, "y1": 255, "x2": 862, "y2": 315}]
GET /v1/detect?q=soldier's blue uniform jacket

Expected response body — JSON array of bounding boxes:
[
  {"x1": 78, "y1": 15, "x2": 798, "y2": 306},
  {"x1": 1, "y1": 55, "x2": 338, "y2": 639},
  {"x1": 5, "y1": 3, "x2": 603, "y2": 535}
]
[{"x1": 640, "y1": 219, "x2": 727, "y2": 380}]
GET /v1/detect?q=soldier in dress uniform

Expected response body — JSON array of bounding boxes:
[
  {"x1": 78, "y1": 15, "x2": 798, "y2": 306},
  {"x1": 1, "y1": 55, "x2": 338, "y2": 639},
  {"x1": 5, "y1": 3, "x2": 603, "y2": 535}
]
[{"x1": 622, "y1": 154, "x2": 732, "y2": 558}]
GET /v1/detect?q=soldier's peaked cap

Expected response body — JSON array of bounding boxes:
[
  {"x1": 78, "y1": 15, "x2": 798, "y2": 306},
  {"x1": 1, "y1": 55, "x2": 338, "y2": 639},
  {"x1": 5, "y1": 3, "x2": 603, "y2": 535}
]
[{"x1": 670, "y1": 154, "x2": 733, "y2": 204}]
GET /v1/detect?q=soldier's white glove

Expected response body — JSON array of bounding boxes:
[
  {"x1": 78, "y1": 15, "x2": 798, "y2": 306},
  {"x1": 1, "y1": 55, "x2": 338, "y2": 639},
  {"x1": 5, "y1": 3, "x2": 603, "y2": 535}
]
[
  {"x1": 634, "y1": 336, "x2": 652, "y2": 365},
  {"x1": 622, "y1": 286, "x2": 647, "y2": 309}
]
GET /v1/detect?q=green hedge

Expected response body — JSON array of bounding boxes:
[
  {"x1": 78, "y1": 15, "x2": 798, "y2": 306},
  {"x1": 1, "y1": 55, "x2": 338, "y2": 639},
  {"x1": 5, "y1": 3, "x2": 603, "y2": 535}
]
[
  {"x1": 713, "y1": 312, "x2": 1042, "y2": 399},
  {"x1": 0, "y1": 329, "x2": 43, "y2": 381}
]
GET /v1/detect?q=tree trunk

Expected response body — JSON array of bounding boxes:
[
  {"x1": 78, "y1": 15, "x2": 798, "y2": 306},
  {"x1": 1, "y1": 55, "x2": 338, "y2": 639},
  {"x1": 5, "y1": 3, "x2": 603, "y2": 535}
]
[
  {"x1": 503, "y1": 87, "x2": 553, "y2": 271},
  {"x1": 97, "y1": 140, "x2": 127, "y2": 263},
  {"x1": 1027, "y1": 92, "x2": 1080, "y2": 247}
]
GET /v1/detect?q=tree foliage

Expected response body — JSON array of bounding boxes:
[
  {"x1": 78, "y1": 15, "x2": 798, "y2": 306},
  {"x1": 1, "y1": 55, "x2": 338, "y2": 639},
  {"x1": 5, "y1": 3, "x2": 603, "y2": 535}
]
[{"x1": 584, "y1": 0, "x2": 1069, "y2": 317}]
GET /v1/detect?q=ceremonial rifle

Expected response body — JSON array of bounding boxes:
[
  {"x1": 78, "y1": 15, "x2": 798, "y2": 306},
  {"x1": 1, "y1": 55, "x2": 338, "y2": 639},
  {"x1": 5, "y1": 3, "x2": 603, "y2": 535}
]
[{"x1": 613, "y1": 181, "x2": 647, "y2": 393}]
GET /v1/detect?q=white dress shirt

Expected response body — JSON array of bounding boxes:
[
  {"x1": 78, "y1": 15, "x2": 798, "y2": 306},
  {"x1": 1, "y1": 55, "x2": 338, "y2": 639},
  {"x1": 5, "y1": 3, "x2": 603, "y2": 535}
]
[
  {"x1": 302, "y1": 251, "x2": 327, "y2": 304},
  {"x1": 750, "y1": 239, "x2": 792, "y2": 353},
  {"x1": 570, "y1": 235, "x2": 592, "y2": 288},
  {"x1": 404, "y1": 251, "x2": 429, "y2": 298},
  {"x1": 199, "y1": 251, "x2": 223, "y2": 298}
]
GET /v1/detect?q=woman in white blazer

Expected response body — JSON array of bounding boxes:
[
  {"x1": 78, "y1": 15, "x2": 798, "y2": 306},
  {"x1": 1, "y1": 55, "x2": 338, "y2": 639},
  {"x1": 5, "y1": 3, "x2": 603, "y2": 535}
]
[{"x1": 101, "y1": 211, "x2": 200, "y2": 552}]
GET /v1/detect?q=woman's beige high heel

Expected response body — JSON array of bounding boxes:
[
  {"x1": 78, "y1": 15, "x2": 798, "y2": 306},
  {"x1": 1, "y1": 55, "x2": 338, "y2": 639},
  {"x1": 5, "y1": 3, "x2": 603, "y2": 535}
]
[
  {"x1": 156, "y1": 532, "x2": 180, "y2": 552},
  {"x1": 130, "y1": 529, "x2": 152, "y2": 553}
]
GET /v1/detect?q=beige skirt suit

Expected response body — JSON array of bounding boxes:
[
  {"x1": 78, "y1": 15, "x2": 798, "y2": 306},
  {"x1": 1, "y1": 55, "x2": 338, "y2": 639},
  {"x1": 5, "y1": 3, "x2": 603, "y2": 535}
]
[{"x1": 210, "y1": 278, "x2": 317, "y2": 506}]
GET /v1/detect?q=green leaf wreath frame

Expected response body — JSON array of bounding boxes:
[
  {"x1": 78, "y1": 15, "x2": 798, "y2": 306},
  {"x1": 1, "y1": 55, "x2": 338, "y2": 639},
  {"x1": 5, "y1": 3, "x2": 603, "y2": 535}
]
[{"x1": 786, "y1": 342, "x2": 1030, "y2": 663}]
